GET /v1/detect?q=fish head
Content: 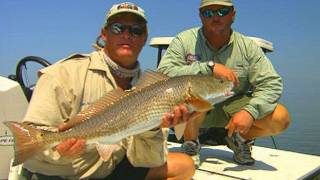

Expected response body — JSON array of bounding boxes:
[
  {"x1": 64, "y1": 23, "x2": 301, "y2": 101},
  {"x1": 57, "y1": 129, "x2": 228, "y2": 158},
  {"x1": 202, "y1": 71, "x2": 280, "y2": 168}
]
[{"x1": 189, "y1": 75, "x2": 234, "y2": 106}]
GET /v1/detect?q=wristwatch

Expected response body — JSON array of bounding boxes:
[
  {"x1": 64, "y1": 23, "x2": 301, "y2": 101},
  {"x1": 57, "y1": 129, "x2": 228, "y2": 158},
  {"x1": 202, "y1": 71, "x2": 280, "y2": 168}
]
[{"x1": 207, "y1": 60, "x2": 215, "y2": 72}]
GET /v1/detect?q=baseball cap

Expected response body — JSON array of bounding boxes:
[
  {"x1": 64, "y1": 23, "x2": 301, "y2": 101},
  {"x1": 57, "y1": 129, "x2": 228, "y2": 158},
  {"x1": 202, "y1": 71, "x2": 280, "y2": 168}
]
[
  {"x1": 104, "y1": 2, "x2": 147, "y2": 26},
  {"x1": 200, "y1": 0, "x2": 233, "y2": 8}
]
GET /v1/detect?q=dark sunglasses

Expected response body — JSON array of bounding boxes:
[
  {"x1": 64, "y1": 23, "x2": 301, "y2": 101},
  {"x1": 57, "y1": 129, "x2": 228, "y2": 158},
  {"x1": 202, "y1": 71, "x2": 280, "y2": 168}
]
[
  {"x1": 109, "y1": 23, "x2": 145, "y2": 37},
  {"x1": 201, "y1": 7, "x2": 232, "y2": 18}
]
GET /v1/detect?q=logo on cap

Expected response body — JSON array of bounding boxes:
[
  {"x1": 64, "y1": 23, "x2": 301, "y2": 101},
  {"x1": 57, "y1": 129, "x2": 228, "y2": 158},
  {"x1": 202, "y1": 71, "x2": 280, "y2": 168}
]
[{"x1": 117, "y1": 2, "x2": 138, "y2": 11}]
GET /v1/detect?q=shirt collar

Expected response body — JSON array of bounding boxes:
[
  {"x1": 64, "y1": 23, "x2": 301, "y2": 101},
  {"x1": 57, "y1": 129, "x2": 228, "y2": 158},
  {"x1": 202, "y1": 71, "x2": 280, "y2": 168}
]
[
  {"x1": 88, "y1": 50, "x2": 118, "y2": 88},
  {"x1": 88, "y1": 50, "x2": 141, "y2": 88},
  {"x1": 88, "y1": 50, "x2": 109, "y2": 72}
]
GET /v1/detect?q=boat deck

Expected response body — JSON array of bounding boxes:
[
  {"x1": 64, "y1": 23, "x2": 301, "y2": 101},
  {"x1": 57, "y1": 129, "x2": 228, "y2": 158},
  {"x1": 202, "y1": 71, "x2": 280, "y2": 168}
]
[{"x1": 168, "y1": 142, "x2": 320, "y2": 180}]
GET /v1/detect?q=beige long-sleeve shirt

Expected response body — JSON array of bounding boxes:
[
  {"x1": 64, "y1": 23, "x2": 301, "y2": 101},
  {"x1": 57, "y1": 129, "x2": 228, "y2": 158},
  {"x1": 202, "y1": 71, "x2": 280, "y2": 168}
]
[{"x1": 22, "y1": 50, "x2": 167, "y2": 179}]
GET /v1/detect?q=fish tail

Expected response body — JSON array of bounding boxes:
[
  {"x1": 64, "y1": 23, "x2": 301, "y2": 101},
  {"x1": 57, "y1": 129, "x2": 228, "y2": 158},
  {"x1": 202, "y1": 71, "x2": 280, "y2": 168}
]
[{"x1": 3, "y1": 121, "x2": 46, "y2": 166}]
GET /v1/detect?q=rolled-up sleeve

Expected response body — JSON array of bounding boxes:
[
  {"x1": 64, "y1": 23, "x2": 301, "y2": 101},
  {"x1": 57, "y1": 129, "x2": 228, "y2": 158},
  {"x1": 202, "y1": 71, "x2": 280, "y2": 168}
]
[
  {"x1": 23, "y1": 73, "x2": 70, "y2": 126},
  {"x1": 22, "y1": 72, "x2": 81, "y2": 168}
]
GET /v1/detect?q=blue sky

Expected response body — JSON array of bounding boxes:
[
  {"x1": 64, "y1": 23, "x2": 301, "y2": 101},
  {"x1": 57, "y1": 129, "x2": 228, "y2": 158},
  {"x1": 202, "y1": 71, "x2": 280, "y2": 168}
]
[
  {"x1": 1, "y1": 1, "x2": 320, "y2": 154},
  {"x1": 1, "y1": 0, "x2": 319, "y2": 77}
]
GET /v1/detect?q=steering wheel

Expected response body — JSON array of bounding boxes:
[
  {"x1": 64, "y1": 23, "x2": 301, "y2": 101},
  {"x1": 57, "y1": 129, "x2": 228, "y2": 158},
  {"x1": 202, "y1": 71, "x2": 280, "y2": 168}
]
[{"x1": 16, "y1": 56, "x2": 51, "y2": 101}]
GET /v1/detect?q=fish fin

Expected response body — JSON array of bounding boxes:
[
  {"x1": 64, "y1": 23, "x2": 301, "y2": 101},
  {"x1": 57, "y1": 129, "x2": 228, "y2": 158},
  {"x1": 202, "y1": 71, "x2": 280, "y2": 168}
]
[
  {"x1": 95, "y1": 143, "x2": 119, "y2": 161},
  {"x1": 174, "y1": 122, "x2": 186, "y2": 140},
  {"x1": 65, "y1": 88, "x2": 127, "y2": 128},
  {"x1": 3, "y1": 121, "x2": 47, "y2": 166},
  {"x1": 185, "y1": 93, "x2": 213, "y2": 112},
  {"x1": 134, "y1": 70, "x2": 169, "y2": 89}
]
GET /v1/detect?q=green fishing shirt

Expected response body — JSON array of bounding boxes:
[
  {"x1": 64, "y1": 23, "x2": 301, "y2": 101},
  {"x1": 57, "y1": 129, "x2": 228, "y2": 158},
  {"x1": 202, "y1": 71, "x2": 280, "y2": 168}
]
[{"x1": 158, "y1": 27, "x2": 283, "y2": 120}]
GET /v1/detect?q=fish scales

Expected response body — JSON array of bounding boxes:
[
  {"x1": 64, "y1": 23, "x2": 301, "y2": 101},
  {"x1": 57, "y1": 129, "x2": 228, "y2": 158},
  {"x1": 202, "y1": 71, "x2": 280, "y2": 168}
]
[
  {"x1": 58, "y1": 75, "x2": 231, "y2": 142},
  {"x1": 38, "y1": 76, "x2": 187, "y2": 145},
  {"x1": 61, "y1": 75, "x2": 188, "y2": 142},
  {"x1": 4, "y1": 71, "x2": 234, "y2": 165}
]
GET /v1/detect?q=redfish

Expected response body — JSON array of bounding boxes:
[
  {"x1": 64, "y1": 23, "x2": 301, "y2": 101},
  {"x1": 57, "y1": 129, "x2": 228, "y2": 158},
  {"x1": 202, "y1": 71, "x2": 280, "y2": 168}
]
[{"x1": 4, "y1": 70, "x2": 234, "y2": 166}]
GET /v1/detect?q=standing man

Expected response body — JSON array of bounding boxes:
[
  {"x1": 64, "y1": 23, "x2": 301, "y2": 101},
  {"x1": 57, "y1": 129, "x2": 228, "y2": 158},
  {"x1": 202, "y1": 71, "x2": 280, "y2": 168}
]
[
  {"x1": 158, "y1": 0, "x2": 290, "y2": 167},
  {"x1": 19, "y1": 2, "x2": 195, "y2": 179}
]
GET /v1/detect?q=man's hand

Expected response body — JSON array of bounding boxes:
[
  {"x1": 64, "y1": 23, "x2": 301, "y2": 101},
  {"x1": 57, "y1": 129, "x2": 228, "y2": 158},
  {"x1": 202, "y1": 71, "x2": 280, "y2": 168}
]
[
  {"x1": 160, "y1": 104, "x2": 203, "y2": 128},
  {"x1": 55, "y1": 138, "x2": 86, "y2": 157},
  {"x1": 225, "y1": 110, "x2": 254, "y2": 137},
  {"x1": 55, "y1": 123, "x2": 86, "y2": 157},
  {"x1": 213, "y1": 63, "x2": 239, "y2": 86}
]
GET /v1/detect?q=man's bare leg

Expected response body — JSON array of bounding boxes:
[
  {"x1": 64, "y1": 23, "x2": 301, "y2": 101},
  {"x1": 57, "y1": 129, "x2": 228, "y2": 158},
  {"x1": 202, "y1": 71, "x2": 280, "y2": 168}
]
[
  {"x1": 241, "y1": 104, "x2": 291, "y2": 140},
  {"x1": 145, "y1": 152, "x2": 195, "y2": 180},
  {"x1": 183, "y1": 112, "x2": 207, "y2": 141}
]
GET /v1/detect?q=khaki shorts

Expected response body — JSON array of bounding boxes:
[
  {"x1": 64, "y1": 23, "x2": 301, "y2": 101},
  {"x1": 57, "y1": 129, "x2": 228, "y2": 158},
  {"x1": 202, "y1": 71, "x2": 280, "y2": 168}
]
[{"x1": 202, "y1": 95, "x2": 251, "y2": 128}]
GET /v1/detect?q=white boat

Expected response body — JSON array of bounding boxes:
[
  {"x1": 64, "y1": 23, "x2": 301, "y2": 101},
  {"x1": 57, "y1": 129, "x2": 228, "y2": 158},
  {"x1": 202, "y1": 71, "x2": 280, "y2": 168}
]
[
  {"x1": 0, "y1": 76, "x2": 28, "y2": 179},
  {"x1": 0, "y1": 37, "x2": 319, "y2": 180},
  {"x1": 169, "y1": 142, "x2": 320, "y2": 180}
]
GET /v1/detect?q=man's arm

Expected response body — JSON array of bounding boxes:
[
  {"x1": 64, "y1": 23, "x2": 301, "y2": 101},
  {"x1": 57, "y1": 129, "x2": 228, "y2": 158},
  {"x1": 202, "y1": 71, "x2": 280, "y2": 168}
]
[
  {"x1": 244, "y1": 44, "x2": 283, "y2": 120},
  {"x1": 25, "y1": 73, "x2": 87, "y2": 159},
  {"x1": 226, "y1": 43, "x2": 283, "y2": 136}
]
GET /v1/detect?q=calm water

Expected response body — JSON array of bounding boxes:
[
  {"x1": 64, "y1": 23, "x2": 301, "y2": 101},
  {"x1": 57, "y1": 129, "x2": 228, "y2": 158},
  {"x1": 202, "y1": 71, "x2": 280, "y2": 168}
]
[{"x1": 255, "y1": 78, "x2": 320, "y2": 156}]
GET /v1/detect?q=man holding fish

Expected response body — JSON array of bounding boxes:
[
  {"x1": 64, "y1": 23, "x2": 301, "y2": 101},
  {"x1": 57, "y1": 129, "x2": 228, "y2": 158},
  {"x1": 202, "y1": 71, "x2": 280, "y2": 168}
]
[
  {"x1": 158, "y1": 0, "x2": 291, "y2": 168},
  {"x1": 6, "y1": 2, "x2": 198, "y2": 180}
]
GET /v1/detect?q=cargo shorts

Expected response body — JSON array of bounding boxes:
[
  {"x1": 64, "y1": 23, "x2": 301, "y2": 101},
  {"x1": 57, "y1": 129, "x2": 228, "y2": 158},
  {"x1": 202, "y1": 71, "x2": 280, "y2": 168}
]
[{"x1": 202, "y1": 95, "x2": 251, "y2": 128}]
